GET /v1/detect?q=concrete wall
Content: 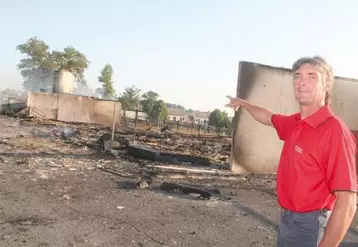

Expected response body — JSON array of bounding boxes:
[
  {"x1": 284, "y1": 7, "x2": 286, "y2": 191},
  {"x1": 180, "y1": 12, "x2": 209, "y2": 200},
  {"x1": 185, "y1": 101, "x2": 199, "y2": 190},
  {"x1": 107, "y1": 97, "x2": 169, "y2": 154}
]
[
  {"x1": 231, "y1": 61, "x2": 358, "y2": 174},
  {"x1": 122, "y1": 110, "x2": 148, "y2": 120},
  {"x1": 53, "y1": 70, "x2": 74, "y2": 94},
  {"x1": 27, "y1": 92, "x2": 121, "y2": 126}
]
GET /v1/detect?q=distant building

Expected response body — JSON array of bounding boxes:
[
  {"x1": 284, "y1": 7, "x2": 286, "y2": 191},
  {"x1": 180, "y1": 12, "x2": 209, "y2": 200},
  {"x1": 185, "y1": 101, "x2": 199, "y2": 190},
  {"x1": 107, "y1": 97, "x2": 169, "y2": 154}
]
[
  {"x1": 167, "y1": 108, "x2": 186, "y2": 122},
  {"x1": 186, "y1": 115, "x2": 195, "y2": 123},
  {"x1": 167, "y1": 108, "x2": 210, "y2": 125},
  {"x1": 193, "y1": 111, "x2": 210, "y2": 125}
]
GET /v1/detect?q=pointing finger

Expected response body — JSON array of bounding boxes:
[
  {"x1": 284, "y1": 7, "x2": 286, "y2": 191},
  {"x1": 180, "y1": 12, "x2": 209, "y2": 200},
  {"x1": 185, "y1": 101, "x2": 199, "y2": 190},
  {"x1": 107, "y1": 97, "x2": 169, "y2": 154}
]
[{"x1": 226, "y1": 95, "x2": 233, "y2": 100}]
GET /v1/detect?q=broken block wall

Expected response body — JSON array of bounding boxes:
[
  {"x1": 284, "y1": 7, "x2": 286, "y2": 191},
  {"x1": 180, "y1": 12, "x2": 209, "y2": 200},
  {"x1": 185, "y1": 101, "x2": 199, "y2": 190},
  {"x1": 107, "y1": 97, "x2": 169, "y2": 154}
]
[
  {"x1": 231, "y1": 61, "x2": 358, "y2": 174},
  {"x1": 27, "y1": 92, "x2": 122, "y2": 127}
]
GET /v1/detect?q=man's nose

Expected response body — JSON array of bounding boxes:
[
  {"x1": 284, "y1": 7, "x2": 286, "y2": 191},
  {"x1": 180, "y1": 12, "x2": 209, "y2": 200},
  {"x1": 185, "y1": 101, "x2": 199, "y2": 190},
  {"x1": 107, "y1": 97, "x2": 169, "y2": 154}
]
[{"x1": 298, "y1": 77, "x2": 308, "y2": 87}]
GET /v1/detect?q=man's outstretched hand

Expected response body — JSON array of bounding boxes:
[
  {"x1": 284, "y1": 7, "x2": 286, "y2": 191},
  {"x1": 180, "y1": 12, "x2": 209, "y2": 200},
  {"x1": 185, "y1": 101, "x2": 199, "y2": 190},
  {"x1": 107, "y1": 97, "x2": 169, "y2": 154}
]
[
  {"x1": 225, "y1": 95, "x2": 244, "y2": 111},
  {"x1": 225, "y1": 96, "x2": 273, "y2": 126}
]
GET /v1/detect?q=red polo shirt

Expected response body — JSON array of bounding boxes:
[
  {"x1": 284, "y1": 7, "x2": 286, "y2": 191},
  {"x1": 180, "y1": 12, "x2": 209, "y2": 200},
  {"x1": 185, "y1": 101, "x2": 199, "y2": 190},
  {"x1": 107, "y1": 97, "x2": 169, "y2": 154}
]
[{"x1": 272, "y1": 105, "x2": 357, "y2": 212}]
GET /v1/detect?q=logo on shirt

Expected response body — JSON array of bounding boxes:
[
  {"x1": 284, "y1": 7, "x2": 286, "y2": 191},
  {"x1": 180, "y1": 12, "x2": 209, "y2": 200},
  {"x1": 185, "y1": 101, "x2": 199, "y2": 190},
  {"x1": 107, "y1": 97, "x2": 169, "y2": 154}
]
[{"x1": 295, "y1": 145, "x2": 303, "y2": 154}]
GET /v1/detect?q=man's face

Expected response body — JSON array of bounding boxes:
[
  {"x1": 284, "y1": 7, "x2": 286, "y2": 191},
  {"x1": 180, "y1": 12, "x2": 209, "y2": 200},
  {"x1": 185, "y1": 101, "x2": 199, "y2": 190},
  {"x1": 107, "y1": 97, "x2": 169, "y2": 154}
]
[{"x1": 293, "y1": 63, "x2": 327, "y2": 106}]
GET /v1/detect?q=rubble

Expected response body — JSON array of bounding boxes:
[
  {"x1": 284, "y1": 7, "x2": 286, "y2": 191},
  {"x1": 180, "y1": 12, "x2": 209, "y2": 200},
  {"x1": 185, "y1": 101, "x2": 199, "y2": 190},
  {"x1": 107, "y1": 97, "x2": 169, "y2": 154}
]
[
  {"x1": 0, "y1": 115, "x2": 235, "y2": 183},
  {"x1": 97, "y1": 167, "x2": 134, "y2": 178},
  {"x1": 97, "y1": 133, "x2": 129, "y2": 149},
  {"x1": 137, "y1": 180, "x2": 150, "y2": 189},
  {"x1": 125, "y1": 142, "x2": 219, "y2": 167},
  {"x1": 0, "y1": 102, "x2": 26, "y2": 115},
  {"x1": 146, "y1": 164, "x2": 234, "y2": 176},
  {"x1": 159, "y1": 182, "x2": 214, "y2": 200},
  {"x1": 126, "y1": 143, "x2": 161, "y2": 161}
]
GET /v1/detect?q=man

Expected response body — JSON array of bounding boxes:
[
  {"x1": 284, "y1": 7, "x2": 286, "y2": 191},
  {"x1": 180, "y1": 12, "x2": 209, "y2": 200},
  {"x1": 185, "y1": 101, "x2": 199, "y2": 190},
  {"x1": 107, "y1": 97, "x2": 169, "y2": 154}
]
[{"x1": 226, "y1": 56, "x2": 357, "y2": 247}]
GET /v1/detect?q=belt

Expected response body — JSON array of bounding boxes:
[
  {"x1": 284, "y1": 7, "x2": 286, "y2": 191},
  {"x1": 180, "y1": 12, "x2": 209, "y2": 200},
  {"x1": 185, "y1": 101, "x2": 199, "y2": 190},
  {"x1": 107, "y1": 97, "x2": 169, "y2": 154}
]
[{"x1": 280, "y1": 208, "x2": 330, "y2": 217}]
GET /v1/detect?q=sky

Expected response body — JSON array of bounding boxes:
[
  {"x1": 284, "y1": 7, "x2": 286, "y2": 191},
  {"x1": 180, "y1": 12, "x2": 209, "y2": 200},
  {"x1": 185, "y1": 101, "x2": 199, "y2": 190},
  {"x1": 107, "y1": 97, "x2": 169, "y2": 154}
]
[{"x1": 1, "y1": 0, "x2": 358, "y2": 115}]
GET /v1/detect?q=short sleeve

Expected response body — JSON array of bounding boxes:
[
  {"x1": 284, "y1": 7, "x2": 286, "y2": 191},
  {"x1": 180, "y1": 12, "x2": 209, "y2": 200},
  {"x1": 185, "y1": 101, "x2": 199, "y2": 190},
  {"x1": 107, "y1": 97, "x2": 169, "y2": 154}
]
[
  {"x1": 325, "y1": 127, "x2": 357, "y2": 193},
  {"x1": 271, "y1": 114, "x2": 298, "y2": 141}
]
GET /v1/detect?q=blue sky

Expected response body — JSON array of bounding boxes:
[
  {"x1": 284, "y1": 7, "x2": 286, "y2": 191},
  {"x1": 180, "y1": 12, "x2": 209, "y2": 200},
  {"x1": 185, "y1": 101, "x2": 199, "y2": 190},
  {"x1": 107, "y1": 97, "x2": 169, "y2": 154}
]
[{"x1": 1, "y1": 0, "x2": 357, "y2": 115}]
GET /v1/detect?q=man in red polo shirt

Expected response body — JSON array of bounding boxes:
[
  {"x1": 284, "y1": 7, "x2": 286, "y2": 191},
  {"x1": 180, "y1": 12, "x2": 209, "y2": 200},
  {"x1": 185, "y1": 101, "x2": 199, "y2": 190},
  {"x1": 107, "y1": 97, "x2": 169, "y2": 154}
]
[{"x1": 226, "y1": 56, "x2": 357, "y2": 246}]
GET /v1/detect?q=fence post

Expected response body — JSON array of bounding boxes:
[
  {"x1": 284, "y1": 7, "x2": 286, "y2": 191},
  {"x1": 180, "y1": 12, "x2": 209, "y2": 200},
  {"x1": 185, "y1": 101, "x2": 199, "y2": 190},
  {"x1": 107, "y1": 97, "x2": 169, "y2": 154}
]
[
  {"x1": 134, "y1": 103, "x2": 139, "y2": 140},
  {"x1": 111, "y1": 103, "x2": 116, "y2": 141}
]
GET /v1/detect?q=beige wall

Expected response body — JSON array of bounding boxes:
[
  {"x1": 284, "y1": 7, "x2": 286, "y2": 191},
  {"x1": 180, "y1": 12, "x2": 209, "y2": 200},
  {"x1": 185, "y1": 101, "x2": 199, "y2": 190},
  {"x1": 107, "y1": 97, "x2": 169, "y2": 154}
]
[
  {"x1": 27, "y1": 92, "x2": 121, "y2": 126},
  {"x1": 231, "y1": 61, "x2": 358, "y2": 174},
  {"x1": 123, "y1": 110, "x2": 148, "y2": 120}
]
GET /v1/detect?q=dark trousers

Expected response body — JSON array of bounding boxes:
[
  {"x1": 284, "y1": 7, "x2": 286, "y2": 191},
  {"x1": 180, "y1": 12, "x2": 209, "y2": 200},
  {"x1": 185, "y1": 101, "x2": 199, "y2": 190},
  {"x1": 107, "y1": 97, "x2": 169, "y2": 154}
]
[{"x1": 277, "y1": 209, "x2": 331, "y2": 247}]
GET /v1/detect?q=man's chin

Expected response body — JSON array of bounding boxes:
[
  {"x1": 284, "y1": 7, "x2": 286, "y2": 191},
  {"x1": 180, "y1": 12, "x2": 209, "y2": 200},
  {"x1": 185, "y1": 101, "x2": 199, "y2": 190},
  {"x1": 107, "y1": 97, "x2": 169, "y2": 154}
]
[{"x1": 296, "y1": 98, "x2": 311, "y2": 105}]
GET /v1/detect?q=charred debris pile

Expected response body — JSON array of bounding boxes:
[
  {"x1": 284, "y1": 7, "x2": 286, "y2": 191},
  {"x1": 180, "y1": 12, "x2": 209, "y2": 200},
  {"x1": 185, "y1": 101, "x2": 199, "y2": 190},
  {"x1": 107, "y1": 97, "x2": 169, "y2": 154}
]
[{"x1": 12, "y1": 117, "x2": 232, "y2": 170}]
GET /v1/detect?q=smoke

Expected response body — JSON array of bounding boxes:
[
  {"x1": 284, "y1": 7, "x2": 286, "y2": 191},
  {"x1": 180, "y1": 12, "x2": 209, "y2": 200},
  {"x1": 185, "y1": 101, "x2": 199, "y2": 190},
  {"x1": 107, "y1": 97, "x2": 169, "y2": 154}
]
[
  {"x1": 72, "y1": 82, "x2": 115, "y2": 100},
  {"x1": 21, "y1": 68, "x2": 55, "y2": 93},
  {"x1": 0, "y1": 88, "x2": 27, "y2": 104},
  {"x1": 99, "y1": 91, "x2": 117, "y2": 100},
  {"x1": 11, "y1": 67, "x2": 115, "y2": 101},
  {"x1": 73, "y1": 82, "x2": 96, "y2": 97}
]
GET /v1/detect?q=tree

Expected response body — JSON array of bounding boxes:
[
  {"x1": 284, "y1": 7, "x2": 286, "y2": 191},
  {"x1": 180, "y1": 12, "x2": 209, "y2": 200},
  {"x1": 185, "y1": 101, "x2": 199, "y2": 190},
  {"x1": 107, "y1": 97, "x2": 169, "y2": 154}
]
[
  {"x1": 151, "y1": 100, "x2": 168, "y2": 122},
  {"x1": 16, "y1": 37, "x2": 54, "y2": 91},
  {"x1": 208, "y1": 109, "x2": 230, "y2": 128},
  {"x1": 16, "y1": 37, "x2": 90, "y2": 92},
  {"x1": 166, "y1": 103, "x2": 185, "y2": 110},
  {"x1": 186, "y1": 108, "x2": 194, "y2": 114},
  {"x1": 50, "y1": 46, "x2": 89, "y2": 81},
  {"x1": 118, "y1": 85, "x2": 141, "y2": 113},
  {"x1": 98, "y1": 63, "x2": 116, "y2": 99},
  {"x1": 141, "y1": 91, "x2": 159, "y2": 120}
]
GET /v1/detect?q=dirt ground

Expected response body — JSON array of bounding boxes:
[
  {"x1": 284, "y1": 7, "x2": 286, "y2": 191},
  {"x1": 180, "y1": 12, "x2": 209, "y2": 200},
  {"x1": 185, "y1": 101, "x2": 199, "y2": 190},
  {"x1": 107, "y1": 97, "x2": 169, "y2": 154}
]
[{"x1": 0, "y1": 116, "x2": 357, "y2": 247}]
